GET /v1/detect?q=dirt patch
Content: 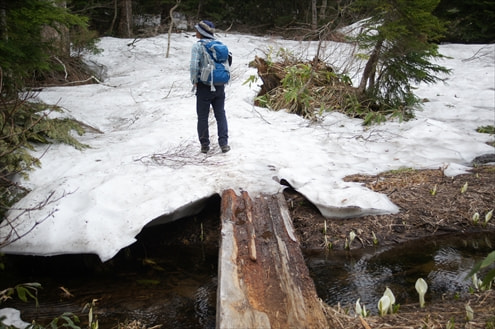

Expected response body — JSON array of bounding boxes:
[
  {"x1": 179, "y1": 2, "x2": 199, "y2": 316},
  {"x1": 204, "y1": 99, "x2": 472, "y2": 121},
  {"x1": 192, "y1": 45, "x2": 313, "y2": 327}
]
[{"x1": 288, "y1": 165, "x2": 495, "y2": 252}]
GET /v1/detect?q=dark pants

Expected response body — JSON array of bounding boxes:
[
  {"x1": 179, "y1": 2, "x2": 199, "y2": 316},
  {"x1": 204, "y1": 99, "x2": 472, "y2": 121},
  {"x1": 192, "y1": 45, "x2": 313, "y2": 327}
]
[{"x1": 196, "y1": 83, "x2": 229, "y2": 147}]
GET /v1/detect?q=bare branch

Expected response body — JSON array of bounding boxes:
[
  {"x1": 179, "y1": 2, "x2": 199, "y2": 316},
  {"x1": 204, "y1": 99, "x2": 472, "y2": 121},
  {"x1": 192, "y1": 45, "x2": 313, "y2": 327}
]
[{"x1": 0, "y1": 189, "x2": 74, "y2": 248}]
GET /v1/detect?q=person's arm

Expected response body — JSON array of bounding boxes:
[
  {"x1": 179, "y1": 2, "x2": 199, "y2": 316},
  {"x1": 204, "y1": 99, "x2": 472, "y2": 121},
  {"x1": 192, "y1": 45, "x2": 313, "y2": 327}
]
[{"x1": 190, "y1": 42, "x2": 201, "y2": 85}]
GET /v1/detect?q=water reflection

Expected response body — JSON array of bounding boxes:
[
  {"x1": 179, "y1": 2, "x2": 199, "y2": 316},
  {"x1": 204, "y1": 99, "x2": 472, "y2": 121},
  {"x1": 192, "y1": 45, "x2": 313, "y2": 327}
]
[
  {"x1": 306, "y1": 233, "x2": 494, "y2": 313},
  {"x1": 1, "y1": 225, "x2": 219, "y2": 329}
]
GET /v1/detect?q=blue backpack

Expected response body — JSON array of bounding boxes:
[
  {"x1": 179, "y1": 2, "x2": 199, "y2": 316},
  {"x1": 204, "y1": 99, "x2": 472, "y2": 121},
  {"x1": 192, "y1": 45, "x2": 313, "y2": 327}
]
[{"x1": 199, "y1": 39, "x2": 231, "y2": 91}]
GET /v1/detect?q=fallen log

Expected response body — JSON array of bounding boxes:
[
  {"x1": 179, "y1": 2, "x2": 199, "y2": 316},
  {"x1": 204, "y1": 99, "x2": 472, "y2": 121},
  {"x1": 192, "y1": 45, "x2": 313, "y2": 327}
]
[{"x1": 217, "y1": 189, "x2": 328, "y2": 329}]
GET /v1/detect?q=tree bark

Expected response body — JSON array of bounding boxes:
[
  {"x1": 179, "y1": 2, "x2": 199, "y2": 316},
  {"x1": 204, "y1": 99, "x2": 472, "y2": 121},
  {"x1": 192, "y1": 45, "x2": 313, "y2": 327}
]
[
  {"x1": 217, "y1": 189, "x2": 328, "y2": 329},
  {"x1": 311, "y1": 0, "x2": 317, "y2": 31},
  {"x1": 319, "y1": 0, "x2": 327, "y2": 21},
  {"x1": 118, "y1": 0, "x2": 132, "y2": 38},
  {"x1": 358, "y1": 38, "x2": 383, "y2": 94}
]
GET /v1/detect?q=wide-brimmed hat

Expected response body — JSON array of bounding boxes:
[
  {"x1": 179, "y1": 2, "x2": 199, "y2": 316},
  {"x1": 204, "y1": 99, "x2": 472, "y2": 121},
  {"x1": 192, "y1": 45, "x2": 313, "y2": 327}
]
[{"x1": 195, "y1": 20, "x2": 215, "y2": 39}]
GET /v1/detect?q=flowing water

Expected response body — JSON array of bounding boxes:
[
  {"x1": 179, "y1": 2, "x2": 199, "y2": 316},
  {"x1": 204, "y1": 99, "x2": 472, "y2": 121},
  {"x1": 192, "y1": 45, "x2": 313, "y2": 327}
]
[
  {"x1": 1, "y1": 227, "x2": 493, "y2": 328},
  {"x1": 307, "y1": 232, "x2": 495, "y2": 313}
]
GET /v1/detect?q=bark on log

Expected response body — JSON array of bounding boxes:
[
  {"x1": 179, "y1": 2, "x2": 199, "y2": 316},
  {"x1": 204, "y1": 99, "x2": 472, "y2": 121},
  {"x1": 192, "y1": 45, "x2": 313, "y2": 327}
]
[{"x1": 217, "y1": 189, "x2": 328, "y2": 329}]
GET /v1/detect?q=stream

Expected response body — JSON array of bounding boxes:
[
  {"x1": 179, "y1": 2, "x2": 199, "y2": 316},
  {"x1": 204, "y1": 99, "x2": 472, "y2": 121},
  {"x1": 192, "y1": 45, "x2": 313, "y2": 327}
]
[{"x1": 1, "y1": 225, "x2": 493, "y2": 328}]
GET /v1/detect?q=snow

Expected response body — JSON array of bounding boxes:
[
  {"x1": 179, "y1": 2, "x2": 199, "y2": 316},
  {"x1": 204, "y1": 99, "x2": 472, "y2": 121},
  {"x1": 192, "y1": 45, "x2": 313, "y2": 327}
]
[{"x1": 0, "y1": 32, "x2": 493, "y2": 264}]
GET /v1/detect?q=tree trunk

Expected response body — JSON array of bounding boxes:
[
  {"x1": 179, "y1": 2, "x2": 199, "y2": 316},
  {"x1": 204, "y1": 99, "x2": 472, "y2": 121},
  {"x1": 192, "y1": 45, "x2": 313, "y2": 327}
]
[
  {"x1": 311, "y1": 0, "x2": 317, "y2": 31},
  {"x1": 217, "y1": 189, "x2": 328, "y2": 329},
  {"x1": 319, "y1": 0, "x2": 327, "y2": 20},
  {"x1": 358, "y1": 38, "x2": 383, "y2": 94},
  {"x1": 0, "y1": 0, "x2": 6, "y2": 41},
  {"x1": 118, "y1": 0, "x2": 132, "y2": 38}
]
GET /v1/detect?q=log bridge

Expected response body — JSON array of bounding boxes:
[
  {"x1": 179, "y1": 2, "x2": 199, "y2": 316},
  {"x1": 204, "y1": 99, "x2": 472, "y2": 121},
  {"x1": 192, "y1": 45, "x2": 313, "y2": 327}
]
[{"x1": 216, "y1": 189, "x2": 328, "y2": 329}]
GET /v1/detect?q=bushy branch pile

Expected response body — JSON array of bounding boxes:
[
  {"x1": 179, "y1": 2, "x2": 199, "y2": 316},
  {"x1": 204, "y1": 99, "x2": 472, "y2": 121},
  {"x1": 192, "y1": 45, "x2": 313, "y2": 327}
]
[
  {"x1": 252, "y1": 54, "x2": 365, "y2": 121},
  {"x1": 251, "y1": 50, "x2": 414, "y2": 125}
]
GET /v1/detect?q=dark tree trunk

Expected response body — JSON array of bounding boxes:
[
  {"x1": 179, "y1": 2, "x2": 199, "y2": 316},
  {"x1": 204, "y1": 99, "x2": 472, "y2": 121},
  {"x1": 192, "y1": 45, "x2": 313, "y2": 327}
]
[
  {"x1": 118, "y1": 0, "x2": 132, "y2": 37},
  {"x1": 358, "y1": 38, "x2": 383, "y2": 94}
]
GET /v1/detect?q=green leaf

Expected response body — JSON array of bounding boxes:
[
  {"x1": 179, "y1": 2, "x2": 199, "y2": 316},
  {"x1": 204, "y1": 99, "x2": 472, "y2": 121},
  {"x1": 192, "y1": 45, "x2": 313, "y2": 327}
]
[
  {"x1": 466, "y1": 250, "x2": 495, "y2": 279},
  {"x1": 480, "y1": 251, "x2": 495, "y2": 269},
  {"x1": 15, "y1": 286, "x2": 28, "y2": 302},
  {"x1": 482, "y1": 268, "x2": 495, "y2": 288}
]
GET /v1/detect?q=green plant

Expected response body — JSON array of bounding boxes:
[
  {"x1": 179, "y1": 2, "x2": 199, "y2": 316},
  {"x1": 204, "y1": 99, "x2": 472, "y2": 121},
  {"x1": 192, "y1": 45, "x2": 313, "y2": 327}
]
[
  {"x1": 348, "y1": 231, "x2": 356, "y2": 248},
  {"x1": 69, "y1": 27, "x2": 102, "y2": 57},
  {"x1": 83, "y1": 299, "x2": 99, "y2": 329},
  {"x1": 372, "y1": 231, "x2": 379, "y2": 245},
  {"x1": 280, "y1": 63, "x2": 315, "y2": 118},
  {"x1": 323, "y1": 220, "x2": 331, "y2": 249},
  {"x1": 483, "y1": 209, "x2": 493, "y2": 227},
  {"x1": 0, "y1": 282, "x2": 41, "y2": 307},
  {"x1": 415, "y1": 278, "x2": 428, "y2": 308},
  {"x1": 378, "y1": 287, "x2": 396, "y2": 316},
  {"x1": 472, "y1": 212, "x2": 480, "y2": 225},
  {"x1": 378, "y1": 295, "x2": 391, "y2": 316},
  {"x1": 355, "y1": 298, "x2": 369, "y2": 317},
  {"x1": 243, "y1": 75, "x2": 258, "y2": 88},
  {"x1": 27, "y1": 313, "x2": 81, "y2": 329},
  {"x1": 465, "y1": 303, "x2": 474, "y2": 321},
  {"x1": 476, "y1": 125, "x2": 495, "y2": 134},
  {"x1": 467, "y1": 250, "x2": 495, "y2": 289},
  {"x1": 351, "y1": 0, "x2": 450, "y2": 114},
  {"x1": 1, "y1": 96, "x2": 88, "y2": 221},
  {"x1": 430, "y1": 184, "x2": 437, "y2": 196}
]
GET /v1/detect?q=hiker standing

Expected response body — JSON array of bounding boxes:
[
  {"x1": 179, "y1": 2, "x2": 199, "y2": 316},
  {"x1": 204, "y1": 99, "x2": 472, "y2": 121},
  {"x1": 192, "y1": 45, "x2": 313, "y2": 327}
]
[{"x1": 190, "y1": 20, "x2": 231, "y2": 153}]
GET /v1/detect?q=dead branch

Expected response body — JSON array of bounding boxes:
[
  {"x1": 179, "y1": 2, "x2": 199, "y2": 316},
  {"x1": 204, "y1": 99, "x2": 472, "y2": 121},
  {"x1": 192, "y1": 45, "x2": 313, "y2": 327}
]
[
  {"x1": 166, "y1": 0, "x2": 181, "y2": 58},
  {"x1": 133, "y1": 140, "x2": 225, "y2": 169},
  {"x1": 0, "y1": 189, "x2": 74, "y2": 248}
]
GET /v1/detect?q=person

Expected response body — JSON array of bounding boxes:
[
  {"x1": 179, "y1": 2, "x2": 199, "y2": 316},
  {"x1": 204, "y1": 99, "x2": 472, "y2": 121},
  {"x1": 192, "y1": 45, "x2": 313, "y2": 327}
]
[{"x1": 190, "y1": 20, "x2": 230, "y2": 154}]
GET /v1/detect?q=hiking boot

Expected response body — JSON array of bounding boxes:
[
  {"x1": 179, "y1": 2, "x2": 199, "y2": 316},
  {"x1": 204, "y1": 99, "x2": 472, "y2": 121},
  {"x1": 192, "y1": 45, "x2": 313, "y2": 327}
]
[
  {"x1": 201, "y1": 145, "x2": 210, "y2": 153},
  {"x1": 221, "y1": 145, "x2": 231, "y2": 153}
]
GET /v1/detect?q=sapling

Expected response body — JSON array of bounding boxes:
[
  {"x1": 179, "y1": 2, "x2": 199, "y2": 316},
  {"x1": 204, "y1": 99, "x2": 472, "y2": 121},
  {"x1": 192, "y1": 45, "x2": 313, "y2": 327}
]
[
  {"x1": 430, "y1": 184, "x2": 437, "y2": 196},
  {"x1": 415, "y1": 278, "x2": 428, "y2": 307},
  {"x1": 372, "y1": 231, "x2": 379, "y2": 245}
]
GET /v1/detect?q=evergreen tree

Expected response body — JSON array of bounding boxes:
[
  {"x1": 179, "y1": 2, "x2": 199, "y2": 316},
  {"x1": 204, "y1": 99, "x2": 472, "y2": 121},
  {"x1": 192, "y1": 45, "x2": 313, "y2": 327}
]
[
  {"x1": 434, "y1": 0, "x2": 495, "y2": 43},
  {"x1": 0, "y1": 0, "x2": 88, "y2": 94},
  {"x1": 0, "y1": 0, "x2": 90, "y2": 219},
  {"x1": 351, "y1": 0, "x2": 450, "y2": 111}
]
